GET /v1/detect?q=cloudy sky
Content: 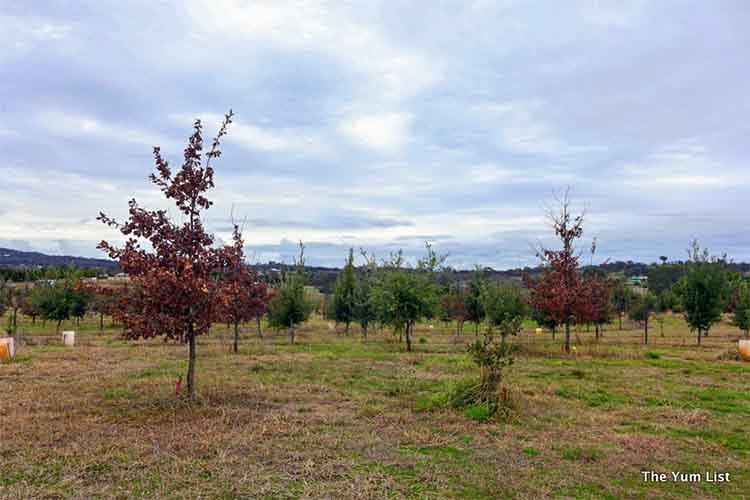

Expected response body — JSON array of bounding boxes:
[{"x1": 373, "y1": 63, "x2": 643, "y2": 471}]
[{"x1": 1, "y1": 1, "x2": 749, "y2": 269}]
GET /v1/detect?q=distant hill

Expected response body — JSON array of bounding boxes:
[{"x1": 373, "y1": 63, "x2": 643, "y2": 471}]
[
  {"x1": 3, "y1": 247, "x2": 749, "y2": 294},
  {"x1": 0, "y1": 248, "x2": 119, "y2": 273}
]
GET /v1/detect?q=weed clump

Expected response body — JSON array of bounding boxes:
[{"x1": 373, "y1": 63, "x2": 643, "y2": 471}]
[{"x1": 450, "y1": 328, "x2": 518, "y2": 419}]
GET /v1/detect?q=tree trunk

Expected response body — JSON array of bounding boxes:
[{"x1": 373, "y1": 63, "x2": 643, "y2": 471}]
[
  {"x1": 345, "y1": 321, "x2": 350, "y2": 336},
  {"x1": 564, "y1": 321, "x2": 571, "y2": 353},
  {"x1": 99, "y1": 312, "x2": 104, "y2": 332},
  {"x1": 697, "y1": 327, "x2": 702, "y2": 345},
  {"x1": 289, "y1": 326, "x2": 295, "y2": 345},
  {"x1": 595, "y1": 324, "x2": 600, "y2": 341},
  {"x1": 256, "y1": 316, "x2": 263, "y2": 338},
  {"x1": 474, "y1": 322, "x2": 479, "y2": 336},
  {"x1": 12, "y1": 308, "x2": 20, "y2": 347},
  {"x1": 644, "y1": 319, "x2": 649, "y2": 345},
  {"x1": 618, "y1": 313, "x2": 623, "y2": 330},
  {"x1": 405, "y1": 322, "x2": 412, "y2": 352},
  {"x1": 233, "y1": 321, "x2": 239, "y2": 354},
  {"x1": 362, "y1": 324, "x2": 368, "y2": 340},
  {"x1": 187, "y1": 325, "x2": 196, "y2": 398},
  {"x1": 552, "y1": 326, "x2": 556, "y2": 340},
  {"x1": 56, "y1": 319, "x2": 62, "y2": 334}
]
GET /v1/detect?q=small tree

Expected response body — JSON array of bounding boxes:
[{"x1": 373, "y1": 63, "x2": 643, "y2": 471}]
[
  {"x1": 525, "y1": 191, "x2": 590, "y2": 353},
  {"x1": 438, "y1": 291, "x2": 453, "y2": 327},
  {"x1": 20, "y1": 291, "x2": 38, "y2": 326},
  {"x1": 2, "y1": 284, "x2": 27, "y2": 344},
  {"x1": 331, "y1": 248, "x2": 357, "y2": 335},
  {"x1": 70, "y1": 288, "x2": 90, "y2": 326},
  {"x1": 481, "y1": 281, "x2": 526, "y2": 343},
  {"x1": 86, "y1": 287, "x2": 118, "y2": 332},
  {"x1": 219, "y1": 225, "x2": 272, "y2": 353},
  {"x1": 441, "y1": 285, "x2": 468, "y2": 336},
  {"x1": 611, "y1": 280, "x2": 632, "y2": 330},
  {"x1": 97, "y1": 112, "x2": 236, "y2": 398},
  {"x1": 465, "y1": 332, "x2": 514, "y2": 413},
  {"x1": 657, "y1": 289, "x2": 677, "y2": 313},
  {"x1": 370, "y1": 244, "x2": 443, "y2": 352},
  {"x1": 580, "y1": 272, "x2": 613, "y2": 340},
  {"x1": 732, "y1": 281, "x2": 750, "y2": 338},
  {"x1": 0, "y1": 281, "x2": 8, "y2": 335},
  {"x1": 32, "y1": 282, "x2": 76, "y2": 333},
  {"x1": 465, "y1": 267, "x2": 486, "y2": 335},
  {"x1": 675, "y1": 241, "x2": 729, "y2": 345},
  {"x1": 629, "y1": 292, "x2": 658, "y2": 344},
  {"x1": 267, "y1": 243, "x2": 313, "y2": 344},
  {"x1": 531, "y1": 306, "x2": 558, "y2": 338},
  {"x1": 353, "y1": 253, "x2": 377, "y2": 339}
]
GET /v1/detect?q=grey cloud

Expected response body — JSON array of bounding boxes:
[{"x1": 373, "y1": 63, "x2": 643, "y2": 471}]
[{"x1": 1, "y1": 1, "x2": 749, "y2": 269}]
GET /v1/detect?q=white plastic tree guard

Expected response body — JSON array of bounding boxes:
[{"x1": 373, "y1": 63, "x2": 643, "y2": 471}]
[{"x1": 62, "y1": 331, "x2": 75, "y2": 347}]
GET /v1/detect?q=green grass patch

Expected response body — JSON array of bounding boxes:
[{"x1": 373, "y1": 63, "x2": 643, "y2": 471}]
[
  {"x1": 562, "y1": 446, "x2": 602, "y2": 462},
  {"x1": 9, "y1": 352, "x2": 33, "y2": 364},
  {"x1": 462, "y1": 404, "x2": 493, "y2": 422},
  {"x1": 402, "y1": 445, "x2": 471, "y2": 460},
  {"x1": 103, "y1": 388, "x2": 139, "y2": 401},
  {"x1": 128, "y1": 361, "x2": 183, "y2": 380},
  {"x1": 666, "y1": 427, "x2": 750, "y2": 453},
  {"x1": 555, "y1": 386, "x2": 628, "y2": 408}
]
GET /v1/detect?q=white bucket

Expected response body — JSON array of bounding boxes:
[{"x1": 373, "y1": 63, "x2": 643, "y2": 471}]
[
  {"x1": 0, "y1": 337, "x2": 14, "y2": 360},
  {"x1": 62, "y1": 331, "x2": 75, "y2": 347},
  {"x1": 535, "y1": 328, "x2": 543, "y2": 335},
  {"x1": 740, "y1": 339, "x2": 750, "y2": 361}
]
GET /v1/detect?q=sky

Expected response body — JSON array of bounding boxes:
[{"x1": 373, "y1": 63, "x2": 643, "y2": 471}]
[{"x1": 1, "y1": 1, "x2": 749, "y2": 269}]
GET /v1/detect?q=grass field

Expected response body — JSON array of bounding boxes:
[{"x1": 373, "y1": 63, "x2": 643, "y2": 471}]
[{"x1": 2, "y1": 313, "x2": 749, "y2": 499}]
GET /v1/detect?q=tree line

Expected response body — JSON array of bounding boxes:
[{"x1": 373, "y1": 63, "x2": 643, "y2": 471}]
[{"x1": 5, "y1": 111, "x2": 746, "y2": 403}]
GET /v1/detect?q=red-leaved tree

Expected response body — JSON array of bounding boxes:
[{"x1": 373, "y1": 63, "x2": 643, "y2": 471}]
[
  {"x1": 577, "y1": 272, "x2": 614, "y2": 341},
  {"x1": 77, "y1": 282, "x2": 119, "y2": 332},
  {"x1": 98, "y1": 111, "x2": 235, "y2": 397},
  {"x1": 441, "y1": 287, "x2": 468, "y2": 336},
  {"x1": 219, "y1": 225, "x2": 273, "y2": 353},
  {"x1": 525, "y1": 191, "x2": 590, "y2": 354}
]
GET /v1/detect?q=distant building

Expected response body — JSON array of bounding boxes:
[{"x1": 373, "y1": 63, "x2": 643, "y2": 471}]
[{"x1": 627, "y1": 276, "x2": 648, "y2": 287}]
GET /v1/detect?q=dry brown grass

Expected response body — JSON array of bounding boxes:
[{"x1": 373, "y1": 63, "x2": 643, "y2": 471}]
[{"x1": 1, "y1": 314, "x2": 749, "y2": 499}]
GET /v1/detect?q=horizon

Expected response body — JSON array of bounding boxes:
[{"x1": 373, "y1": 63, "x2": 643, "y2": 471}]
[
  {"x1": 2, "y1": 2, "x2": 749, "y2": 268},
  {"x1": 1, "y1": 245, "x2": 743, "y2": 274}
]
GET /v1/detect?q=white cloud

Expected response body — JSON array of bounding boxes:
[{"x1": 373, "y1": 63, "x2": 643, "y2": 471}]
[
  {"x1": 35, "y1": 110, "x2": 171, "y2": 148},
  {"x1": 474, "y1": 100, "x2": 599, "y2": 156},
  {"x1": 170, "y1": 112, "x2": 328, "y2": 156},
  {"x1": 183, "y1": 0, "x2": 440, "y2": 101},
  {"x1": 0, "y1": 14, "x2": 71, "y2": 55},
  {"x1": 621, "y1": 141, "x2": 748, "y2": 188},
  {"x1": 338, "y1": 112, "x2": 413, "y2": 153},
  {"x1": 0, "y1": 166, "x2": 125, "y2": 250},
  {"x1": 580, "y1": 0, "x2": 647, "y2": 28}
]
